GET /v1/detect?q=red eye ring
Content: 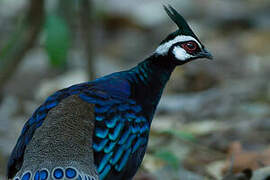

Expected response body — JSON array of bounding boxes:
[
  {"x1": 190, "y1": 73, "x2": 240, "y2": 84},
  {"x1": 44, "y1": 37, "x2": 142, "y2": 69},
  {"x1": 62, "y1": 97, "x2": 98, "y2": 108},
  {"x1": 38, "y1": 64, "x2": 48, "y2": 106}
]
[{"x1": 182, "y1": 41, "x2": 198, "y2": 52}]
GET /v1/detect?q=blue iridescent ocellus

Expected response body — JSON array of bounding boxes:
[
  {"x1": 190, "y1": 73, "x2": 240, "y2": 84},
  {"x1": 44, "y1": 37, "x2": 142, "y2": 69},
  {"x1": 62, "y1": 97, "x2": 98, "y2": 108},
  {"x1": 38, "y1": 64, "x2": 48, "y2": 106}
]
[{"x1": 7, "y1": 5, "x2": 213, "y2": 180}]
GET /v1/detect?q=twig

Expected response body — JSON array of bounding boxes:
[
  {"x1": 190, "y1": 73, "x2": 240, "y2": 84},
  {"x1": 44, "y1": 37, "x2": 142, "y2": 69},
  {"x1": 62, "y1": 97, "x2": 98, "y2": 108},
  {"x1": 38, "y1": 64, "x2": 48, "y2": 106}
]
[
  {"x1": 78, "y1": 0, "x2": 95, "y2": 80},
  {"x1": 0, "y1": 0, "x2": 45, "y2": 91}
]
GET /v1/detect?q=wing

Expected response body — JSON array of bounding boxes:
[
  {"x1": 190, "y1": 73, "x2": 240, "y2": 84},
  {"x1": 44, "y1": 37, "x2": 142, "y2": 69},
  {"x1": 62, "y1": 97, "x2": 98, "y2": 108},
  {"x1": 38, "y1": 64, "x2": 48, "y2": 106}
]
[
  {"x1": 79, "y1": 89, "x2": 150, "y2": 180},
  {"x1": 7, "y1": 83, "x2": 87, "y2": 178}
]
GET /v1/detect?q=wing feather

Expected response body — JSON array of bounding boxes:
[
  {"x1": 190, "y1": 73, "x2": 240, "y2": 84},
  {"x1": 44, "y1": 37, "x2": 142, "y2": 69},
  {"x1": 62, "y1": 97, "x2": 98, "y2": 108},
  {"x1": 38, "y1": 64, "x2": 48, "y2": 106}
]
[{"x1": 79, "y1": 90, "x2": 149, "y2": 180}]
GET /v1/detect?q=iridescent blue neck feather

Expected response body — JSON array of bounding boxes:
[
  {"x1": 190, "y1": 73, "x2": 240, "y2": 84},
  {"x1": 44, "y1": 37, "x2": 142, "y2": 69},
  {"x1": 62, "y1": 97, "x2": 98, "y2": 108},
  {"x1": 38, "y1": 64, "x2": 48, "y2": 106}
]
[{"x1": 127, "y1": 54, "x2": 176, "y2": 120}]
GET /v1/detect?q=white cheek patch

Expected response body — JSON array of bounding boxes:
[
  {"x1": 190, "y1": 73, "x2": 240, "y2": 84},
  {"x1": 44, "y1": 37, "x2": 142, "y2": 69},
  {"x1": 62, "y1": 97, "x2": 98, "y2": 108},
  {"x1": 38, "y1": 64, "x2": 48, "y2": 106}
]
[
  {"x1": 155, "y1": 35, "x2": 201, "y2": 55},
  {"x1": 173, "y1": 46, "x2": 194, "y2": 61}
]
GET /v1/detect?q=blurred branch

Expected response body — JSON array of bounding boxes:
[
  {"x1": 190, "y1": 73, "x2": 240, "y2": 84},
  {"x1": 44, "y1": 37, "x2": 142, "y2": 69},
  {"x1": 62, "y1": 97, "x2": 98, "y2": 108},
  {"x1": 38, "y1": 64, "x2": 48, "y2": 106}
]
[
  {"x1": 78, "y1": 0, "x2": 95, "y2": 80},
  {"x1": 0, "y1": 0, "x2": 45, "y2": 91},
  {"x1": 58, "y1": 0, "x2": 95, "y2": 80}
]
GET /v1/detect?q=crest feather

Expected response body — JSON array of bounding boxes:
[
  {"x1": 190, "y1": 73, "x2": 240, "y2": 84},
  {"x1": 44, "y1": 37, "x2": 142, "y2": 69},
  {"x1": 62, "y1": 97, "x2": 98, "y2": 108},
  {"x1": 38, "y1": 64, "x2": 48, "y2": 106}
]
[{"x1": 163, "y1": 5, "x2": 199, "y2": 41}]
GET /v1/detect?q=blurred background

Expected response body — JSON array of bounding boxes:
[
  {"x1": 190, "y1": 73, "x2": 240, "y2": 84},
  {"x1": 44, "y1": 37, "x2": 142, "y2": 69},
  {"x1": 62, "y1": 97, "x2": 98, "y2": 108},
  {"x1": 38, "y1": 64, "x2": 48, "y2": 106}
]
[{"x1": 0, "y1": 0, "x2": 270, "y2": 179}]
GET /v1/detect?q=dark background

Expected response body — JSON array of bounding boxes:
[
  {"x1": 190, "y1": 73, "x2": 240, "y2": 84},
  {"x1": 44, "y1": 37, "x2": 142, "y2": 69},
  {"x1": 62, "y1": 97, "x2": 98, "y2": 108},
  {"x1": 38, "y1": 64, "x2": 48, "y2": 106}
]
[{"x1": 0, "y1": 0, "x2": 270, "y2": 179}]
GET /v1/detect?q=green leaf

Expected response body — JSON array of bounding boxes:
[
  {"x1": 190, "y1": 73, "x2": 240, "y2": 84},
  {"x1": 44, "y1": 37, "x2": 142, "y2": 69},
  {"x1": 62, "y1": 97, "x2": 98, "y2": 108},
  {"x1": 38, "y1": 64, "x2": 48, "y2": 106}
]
[
  {"x1": 163, "y1": 129, "x2": 196, "y2": 142},
  {"x1": 44, "y1": 15, "x2": 71, "y2": 67},
  {"x1": 154, "y1": 150, "x2": 180, "y2": 169}
]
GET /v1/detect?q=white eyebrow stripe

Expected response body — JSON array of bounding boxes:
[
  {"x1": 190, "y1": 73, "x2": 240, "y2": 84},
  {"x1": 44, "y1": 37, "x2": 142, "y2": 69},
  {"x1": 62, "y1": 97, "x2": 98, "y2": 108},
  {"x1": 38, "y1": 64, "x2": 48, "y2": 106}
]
[{"x1": 155, "y1": 35, "x2": 202, "y2": 55}]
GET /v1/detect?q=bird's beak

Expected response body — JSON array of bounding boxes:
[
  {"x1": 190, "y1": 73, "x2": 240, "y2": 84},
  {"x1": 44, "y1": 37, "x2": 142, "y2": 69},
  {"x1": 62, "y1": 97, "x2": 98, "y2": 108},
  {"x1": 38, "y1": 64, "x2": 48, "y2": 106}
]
[{"x1": 199, "y1": 48, "x2": 213, "y2": 60}]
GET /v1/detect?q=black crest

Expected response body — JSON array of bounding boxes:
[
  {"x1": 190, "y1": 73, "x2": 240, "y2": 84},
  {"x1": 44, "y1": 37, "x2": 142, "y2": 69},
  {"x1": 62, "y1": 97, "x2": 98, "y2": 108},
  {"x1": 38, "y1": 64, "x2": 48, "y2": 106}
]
[{"x1": 163, "y1": 5, "x2": 200, "y2": 41}]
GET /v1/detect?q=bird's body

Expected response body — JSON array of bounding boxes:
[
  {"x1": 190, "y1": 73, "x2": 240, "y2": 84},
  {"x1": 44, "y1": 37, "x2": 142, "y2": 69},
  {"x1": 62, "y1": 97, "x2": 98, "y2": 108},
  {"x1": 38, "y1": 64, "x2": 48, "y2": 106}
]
[{"x1": 7, "y1": 6, "x2": 213, "y2": 180}]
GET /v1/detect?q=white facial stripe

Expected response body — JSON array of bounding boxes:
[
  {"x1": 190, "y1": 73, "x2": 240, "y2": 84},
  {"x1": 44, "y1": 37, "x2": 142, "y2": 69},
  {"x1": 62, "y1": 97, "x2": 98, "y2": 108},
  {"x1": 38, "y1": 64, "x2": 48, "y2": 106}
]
[
  {"x1": 173, "y1": 46, "x2": 194, "y2": 61},
  {"x1": 155, "y1": 35, "x2": 202, "y2": 55}
]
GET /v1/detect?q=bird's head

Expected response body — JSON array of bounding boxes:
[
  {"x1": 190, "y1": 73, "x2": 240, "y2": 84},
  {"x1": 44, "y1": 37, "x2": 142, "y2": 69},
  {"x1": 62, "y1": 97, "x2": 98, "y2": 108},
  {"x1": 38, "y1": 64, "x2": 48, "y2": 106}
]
[{"x1": 155, "y1": 5, "x2": 213, "y2": 64}]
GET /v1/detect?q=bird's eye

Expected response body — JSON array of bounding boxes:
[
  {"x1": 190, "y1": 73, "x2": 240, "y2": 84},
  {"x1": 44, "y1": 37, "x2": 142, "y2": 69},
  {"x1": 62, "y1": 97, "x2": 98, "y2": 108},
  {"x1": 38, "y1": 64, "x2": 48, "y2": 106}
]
[{"x1": 182, "y1": 41, "x2": 198, "y2": 52}]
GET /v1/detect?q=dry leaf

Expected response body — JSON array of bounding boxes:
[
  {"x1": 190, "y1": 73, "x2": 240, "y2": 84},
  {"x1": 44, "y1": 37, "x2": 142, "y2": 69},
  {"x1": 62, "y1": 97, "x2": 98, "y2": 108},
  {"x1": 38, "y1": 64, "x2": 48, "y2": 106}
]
[{"x1": 222, "y1": 141, "x2": 270, "y2": 174}]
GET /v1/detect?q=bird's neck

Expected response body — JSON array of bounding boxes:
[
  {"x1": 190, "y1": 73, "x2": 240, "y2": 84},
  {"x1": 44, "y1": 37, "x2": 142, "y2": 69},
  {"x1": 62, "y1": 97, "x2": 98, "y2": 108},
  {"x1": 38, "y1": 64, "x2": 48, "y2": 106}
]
[{"x1": 128, "y1": 54, "x2": 176, "y2": 119}]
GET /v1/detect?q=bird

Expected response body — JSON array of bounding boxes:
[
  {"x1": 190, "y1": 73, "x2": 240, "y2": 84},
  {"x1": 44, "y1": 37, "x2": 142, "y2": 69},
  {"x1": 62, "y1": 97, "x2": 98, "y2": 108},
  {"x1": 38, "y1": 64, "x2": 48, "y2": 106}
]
[{"x1": 7, "y1": 5, "x2": 213, "y2": 180}]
